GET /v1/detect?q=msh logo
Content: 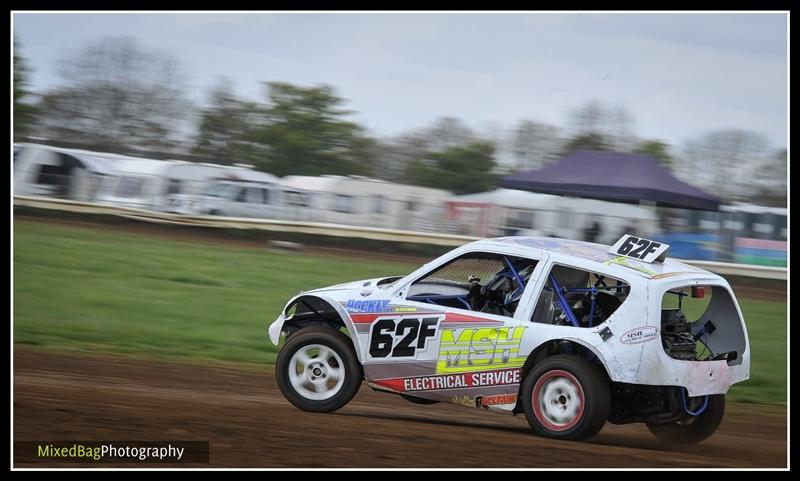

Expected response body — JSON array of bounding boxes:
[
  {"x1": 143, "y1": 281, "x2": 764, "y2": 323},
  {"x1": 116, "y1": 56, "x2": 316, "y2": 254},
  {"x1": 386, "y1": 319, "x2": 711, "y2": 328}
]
[
  {"x1": 346, "y1": 299, "x2": 391, "y2": 313},
  {"x1": 620, "y1": 326, "x2": 660, "y2": 344},
  {"x1": 436, "y1": 327, "x2": 526, "y2": 374}
]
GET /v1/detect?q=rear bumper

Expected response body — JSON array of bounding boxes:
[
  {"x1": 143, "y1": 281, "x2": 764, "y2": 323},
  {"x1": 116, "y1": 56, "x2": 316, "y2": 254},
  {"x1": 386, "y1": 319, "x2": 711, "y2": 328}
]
[{"x1": 637, "y1": 347, "x2": 750, "y2": 396}]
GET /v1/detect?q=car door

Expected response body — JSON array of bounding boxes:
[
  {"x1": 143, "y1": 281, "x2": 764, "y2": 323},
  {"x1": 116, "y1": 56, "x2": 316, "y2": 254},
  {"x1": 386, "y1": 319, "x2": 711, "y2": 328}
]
[
  {"x1": 243, "y1": 187, "x2": 265, "y2": 218},
  {"x1": 258, "y1": 186, "x2": 282, "y2": 219},
  {"x1": 221, "y1": 185, "x2": 245, "y2": 217},
  {"x1": 362, "y1": 248, "x2": 548, "y2": 403},
  {"x1": 258, "y1": 187, "x2": 272, "y2": 218}
]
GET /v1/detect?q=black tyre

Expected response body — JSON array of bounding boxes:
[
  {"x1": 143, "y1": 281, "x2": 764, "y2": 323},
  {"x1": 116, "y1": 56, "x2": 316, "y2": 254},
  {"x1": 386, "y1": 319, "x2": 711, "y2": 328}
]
[
  {"x1": 521, "y1": 355, "x2": 610, "y2": 441},
  {"x1": 646, "y1": 394, "x2": 725, "y2": 444},
  {"x1": 400, "y1": 394, "x2": 440, "y2": 405},
  {"x1": 276, "y1": 324, "x2": 363, "y2": 413}
]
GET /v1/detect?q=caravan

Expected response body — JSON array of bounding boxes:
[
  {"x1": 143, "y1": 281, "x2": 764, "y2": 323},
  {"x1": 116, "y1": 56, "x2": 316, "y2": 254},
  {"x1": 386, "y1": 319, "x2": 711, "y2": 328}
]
[
  {"x1": 279, "y1": 175, "x2": 453, "y2": 231},
  {"x1": 13, "y1": 143, "x2": 142, "y2": 202},
  {"x1": 186, "y1": 169, "x2": 297, "y2": 220},
  {"x1": 449, "y1": 189, "x2": 659, "y2": 242},
  {"x1": 95, "y1": 159, "x2": 248, "y2": 212}
]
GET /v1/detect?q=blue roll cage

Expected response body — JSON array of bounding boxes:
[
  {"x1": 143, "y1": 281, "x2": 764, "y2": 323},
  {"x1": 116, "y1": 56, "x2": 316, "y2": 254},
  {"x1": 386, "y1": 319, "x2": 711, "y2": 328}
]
[{"x1": 407, "y1": 256, "x2": 621, "y2": 327}]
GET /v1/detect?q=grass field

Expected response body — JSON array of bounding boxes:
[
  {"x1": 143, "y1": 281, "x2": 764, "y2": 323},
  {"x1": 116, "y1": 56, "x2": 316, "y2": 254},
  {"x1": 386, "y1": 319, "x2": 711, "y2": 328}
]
[{"x1": 13, "y1": 220, "x2": 787, "y2": 404}]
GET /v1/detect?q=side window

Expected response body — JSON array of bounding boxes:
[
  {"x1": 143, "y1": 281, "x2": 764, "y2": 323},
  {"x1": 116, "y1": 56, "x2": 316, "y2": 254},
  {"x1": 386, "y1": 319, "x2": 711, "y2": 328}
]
[
  {"x1": 532, "y1": 264, "x2": 630, "y2": 327},
  {"x1": 372, "y1": 194, "x2": 385, "y2": 214},
  {"x1": 235, "y1": 187, "x2": 247, "y2": 203},
  {"x1": 262, "y1": 188, "x2": 271, "y2": 204},
  {"x1": 777, "y1": 214, "x2": 787, "y2": 241},
  {"x1": 115, "y1": 176, "x2": 145, "y2": 198},
  {"x1": 36, "y1": 165, "x2": 62, "y2": 186},
  {"x1": 166, "y1": 178, "x2": 181, "y2": 195},
  {"x1": 246, "y1": 187, "x2": 263, "y2": 204},
  {"x1": 752, "y1": 213, "x2": 774, "y2": 240},
  {"x1": 407, "y1": 252, "x2": 539, "y2": 317},
  {"x1": 508, "y1": 210, "x2": 535, "y2": 230},
  {"x1": 333, "y1": 194, "x2": 353, "y2": 213},
  {"x1": 286, "y1": 190, "x2": 309, "y2": 207}
]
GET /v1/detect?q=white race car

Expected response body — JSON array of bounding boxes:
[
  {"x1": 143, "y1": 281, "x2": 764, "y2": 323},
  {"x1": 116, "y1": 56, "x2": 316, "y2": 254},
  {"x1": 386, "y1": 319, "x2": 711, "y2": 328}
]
[{"x1": 268, "y1": 234, "x2": 750, "y2": 442}]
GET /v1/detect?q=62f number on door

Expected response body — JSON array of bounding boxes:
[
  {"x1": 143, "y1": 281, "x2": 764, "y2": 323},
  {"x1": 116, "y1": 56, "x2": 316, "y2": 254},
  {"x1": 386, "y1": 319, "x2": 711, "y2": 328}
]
[{"x1": 368, "y1": 317, "x2": 442, "y2": 359}]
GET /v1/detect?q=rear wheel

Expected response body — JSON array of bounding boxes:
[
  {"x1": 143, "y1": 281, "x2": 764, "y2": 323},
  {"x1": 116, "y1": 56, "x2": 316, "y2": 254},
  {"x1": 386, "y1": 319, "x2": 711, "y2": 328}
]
[
  {"x1": 276, "y1": 324, "x2": 362, "y2": 413},
  {"x1": 647, "y1": 394, "x2": 725, "y2": 444},
  {"x1": 521, "y1": 355, "x2": 610, "y2": 440}
]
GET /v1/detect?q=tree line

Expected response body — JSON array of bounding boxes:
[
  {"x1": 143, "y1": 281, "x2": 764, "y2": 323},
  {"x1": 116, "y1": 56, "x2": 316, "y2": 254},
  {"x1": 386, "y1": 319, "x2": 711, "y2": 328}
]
[{"x1": 13, "y1": 35, "x2": 786, "y2": 204}]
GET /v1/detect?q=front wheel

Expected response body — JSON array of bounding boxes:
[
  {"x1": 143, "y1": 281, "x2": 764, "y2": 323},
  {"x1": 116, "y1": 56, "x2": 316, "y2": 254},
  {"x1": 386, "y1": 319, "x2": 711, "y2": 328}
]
[
  {"x1": 521, "y1": 355, "x2": 610, "y2": 441},
  {"x1": 646, "y1": 394, "x2": 725, "y2": 444},
  {"x1": 276, "y1": 324, "x2": 363, "y2": 413}
]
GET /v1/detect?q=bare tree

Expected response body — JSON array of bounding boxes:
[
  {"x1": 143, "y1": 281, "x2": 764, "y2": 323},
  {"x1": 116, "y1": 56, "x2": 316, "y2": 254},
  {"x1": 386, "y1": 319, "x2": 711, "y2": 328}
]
[
  {"x1": 370, "y1": 137, "x2": 426, "y2": 182},
  {"x1": 746, "y1": 148, "x2": 787, "y2": 207},
  {"x1": 192, "y1": 78, "x2": 263, "y2": 165},
  {"x1": 14, "y1": 34, "x2": 37, "y2": 142},
  {"x1": 510, "y1": 120, "x2": 564, "y2": 171},
  {"x1": 679, "y1": 129, "x2": 770, "y2": 201},
  {"x1": 567, "y1": 100, "x2": 635, "y2": 152},
  {"x1": 422, "y1": 117, "x2": 477, "y2": 153},
  {"x1": 570, "y1": 99, "x2": 604, "y2": 135},
  {"x1": 374, "y1": 117, "x2": 479, "y2": 182},
  {"x1": 34, "y1": 36, "x2": 191, "y2": 154}
]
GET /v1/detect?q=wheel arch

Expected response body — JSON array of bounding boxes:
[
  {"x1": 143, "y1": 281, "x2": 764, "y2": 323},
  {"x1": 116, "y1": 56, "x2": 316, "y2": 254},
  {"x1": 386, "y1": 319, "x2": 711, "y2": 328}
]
[
  {"x1": 278, "y1": 294, "x2": 364, "y2": 363},
  {"x1": 514, "y1": 338, "x2": 612, "y2": 413}
]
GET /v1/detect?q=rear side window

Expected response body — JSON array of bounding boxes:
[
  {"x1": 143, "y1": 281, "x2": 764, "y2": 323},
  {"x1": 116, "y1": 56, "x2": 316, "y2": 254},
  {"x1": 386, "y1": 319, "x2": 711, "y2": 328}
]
[{"x1": 532, "y1": 264, "x2": 630, "y2": 327}]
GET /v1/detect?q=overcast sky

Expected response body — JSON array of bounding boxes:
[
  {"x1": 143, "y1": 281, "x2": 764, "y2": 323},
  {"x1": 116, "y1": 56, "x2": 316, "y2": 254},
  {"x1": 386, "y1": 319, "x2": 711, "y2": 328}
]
[{"x1": 13, "y1": 12, "x2": 788, "y2": 148}]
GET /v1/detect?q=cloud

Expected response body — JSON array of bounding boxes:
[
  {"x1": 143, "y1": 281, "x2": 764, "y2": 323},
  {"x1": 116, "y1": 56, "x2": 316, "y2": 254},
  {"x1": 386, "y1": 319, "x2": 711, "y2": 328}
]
[{"x1": 12, "y1": 12, "x2": 788, "y2": 147}]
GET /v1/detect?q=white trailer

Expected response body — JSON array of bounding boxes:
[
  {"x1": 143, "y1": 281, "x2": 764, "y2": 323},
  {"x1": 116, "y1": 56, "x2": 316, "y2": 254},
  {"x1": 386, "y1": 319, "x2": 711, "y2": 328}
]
[
  {"x1": 95, "y1": 160, "x2": 253, "y2": 212},
  {"x1": 450, "y1": 189, "x2": 659, "y2": 243},
  {"x1": 279, "y1": 175, "x2": 454, "y2": 231},
  {"x1": 13, "y1": 143, "x2": 142, "y2": 202},
  {"x1": 189, "y1": 169, "x2": 290, "y2": 220}
]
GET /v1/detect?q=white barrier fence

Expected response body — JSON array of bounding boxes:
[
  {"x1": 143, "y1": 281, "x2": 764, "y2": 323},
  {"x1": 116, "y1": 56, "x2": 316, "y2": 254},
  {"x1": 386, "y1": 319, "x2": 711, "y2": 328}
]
[{"x1": 14, "y1": 195, "x2": 787, "y2": 280}]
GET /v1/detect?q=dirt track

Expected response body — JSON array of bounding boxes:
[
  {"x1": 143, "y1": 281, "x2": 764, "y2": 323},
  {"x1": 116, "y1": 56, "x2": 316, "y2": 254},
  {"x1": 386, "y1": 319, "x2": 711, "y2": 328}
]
[{"x1": 13, "y1": 349, "x2": 787, "y2": 468}]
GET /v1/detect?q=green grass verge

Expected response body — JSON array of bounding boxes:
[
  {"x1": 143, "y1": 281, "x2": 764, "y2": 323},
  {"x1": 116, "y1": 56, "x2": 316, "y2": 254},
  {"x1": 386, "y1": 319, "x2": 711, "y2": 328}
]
[
  {"x1": 13, "y1": 220, "x2": 786, "y2": 404},
  {"x1": 13, "y1": 220, "x2": 416, "y2": 366}
]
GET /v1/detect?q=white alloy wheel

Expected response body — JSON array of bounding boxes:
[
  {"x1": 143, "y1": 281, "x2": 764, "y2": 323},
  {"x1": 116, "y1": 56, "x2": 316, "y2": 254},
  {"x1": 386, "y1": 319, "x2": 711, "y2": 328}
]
[
  {"x1": 287, "y1": 344, "x2": 345, "y2": 401},
  {"x1": 534, "y1": 370, "x2": 585, "y2": 430}
]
